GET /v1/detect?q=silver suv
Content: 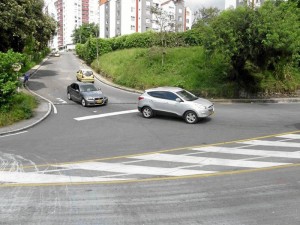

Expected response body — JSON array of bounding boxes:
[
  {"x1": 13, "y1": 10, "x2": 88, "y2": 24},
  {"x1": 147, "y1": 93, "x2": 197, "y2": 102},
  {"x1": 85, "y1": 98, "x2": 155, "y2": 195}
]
[{"x1": 138, "y1": 87, "x2": 214, "y2": 124}]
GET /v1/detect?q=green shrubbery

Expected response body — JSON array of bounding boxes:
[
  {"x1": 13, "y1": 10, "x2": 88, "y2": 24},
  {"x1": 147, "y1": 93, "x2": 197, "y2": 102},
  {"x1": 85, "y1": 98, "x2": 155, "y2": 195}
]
[
  {"x1": 76, "y1": 30, "x2": 201, "y2": 63},
  {"x1": 0, "y1": 93, "x2": 37, "y2": 127},
  {"x1": 0, "y1": 48, "x2": 49, "y2": 127}
]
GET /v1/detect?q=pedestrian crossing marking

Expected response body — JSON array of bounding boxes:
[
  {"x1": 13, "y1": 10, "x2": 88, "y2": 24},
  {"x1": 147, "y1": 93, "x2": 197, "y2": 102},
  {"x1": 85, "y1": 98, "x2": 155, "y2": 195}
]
[
  {"x1": 277, "y1": 134, "x2": 300, "y2": 139},
  {"x1": 193, "y1": 146, "x2": 300, "y2": 159},
  {"x1": 129, "y1": 153, "x2": 289, "y2": 168},
  {"x1": 0, "y1": 171, "x2": 130, "y2": 184},
  {"x1": 1, "y1": 133, "x2": 300, "y2": 185},
  {"x1": 239, "y1": 140, "x2": 300, "y2": 148},
  {"x1": 56, "y1": 98, "x2": 67, "y2": 104},
  {"x1": 54, "y1": 162, "x2": 216, "y2": 176}
]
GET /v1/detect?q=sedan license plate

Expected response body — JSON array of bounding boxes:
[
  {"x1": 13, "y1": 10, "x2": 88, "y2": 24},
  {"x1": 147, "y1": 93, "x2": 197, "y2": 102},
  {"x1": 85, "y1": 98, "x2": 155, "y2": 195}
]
[{"x1": 96, "y1": 99, "x2": 103, "y2": 104}]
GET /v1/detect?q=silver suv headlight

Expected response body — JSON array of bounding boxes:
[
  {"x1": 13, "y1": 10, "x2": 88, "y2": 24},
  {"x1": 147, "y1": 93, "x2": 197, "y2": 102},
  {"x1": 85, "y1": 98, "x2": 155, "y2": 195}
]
[{"x1": 197, "y1": 104, "x2": 206, "y2": 110}]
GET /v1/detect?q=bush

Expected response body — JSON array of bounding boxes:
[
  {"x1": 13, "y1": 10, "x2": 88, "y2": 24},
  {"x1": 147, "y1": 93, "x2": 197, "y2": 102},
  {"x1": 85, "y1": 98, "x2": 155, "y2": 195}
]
[
  {"x1": 0, "y1": 93, "x2": 37, "y2": 127},
  {"x1": 0, "y1": 50, "x2": 26, "y2": 105}
]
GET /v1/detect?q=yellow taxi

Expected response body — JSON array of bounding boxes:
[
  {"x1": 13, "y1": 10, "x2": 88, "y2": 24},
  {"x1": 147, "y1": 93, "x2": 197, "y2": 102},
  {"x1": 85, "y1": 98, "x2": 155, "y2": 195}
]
[{"x1": 76, "y1": 69, "x2": 95, "y2": 83}]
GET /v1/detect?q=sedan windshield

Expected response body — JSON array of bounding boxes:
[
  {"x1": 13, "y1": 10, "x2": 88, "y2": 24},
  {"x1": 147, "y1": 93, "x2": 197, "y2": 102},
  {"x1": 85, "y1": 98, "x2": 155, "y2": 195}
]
[
  {"x1": 176, "y1": 90, "x2": 198, "y2": 101},
  {"x1": 80, "y1": 85, "x2": 97, "y2": 92}
]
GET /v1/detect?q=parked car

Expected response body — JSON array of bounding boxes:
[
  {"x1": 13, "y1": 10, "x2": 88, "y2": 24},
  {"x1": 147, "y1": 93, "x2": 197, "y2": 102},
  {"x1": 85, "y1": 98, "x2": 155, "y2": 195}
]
[
  {"x1": 67, "y1": 82, "x2": 108, "y2": 107},
  {"x1": 137, "y1": 87, "x2": 214, "y2": 124},
  {"x1": 76, "y1": 69, "x2": 95, "y2": 83},
  {"x1": 54, "y1": 52, "x2": 60, "y2": 57}
]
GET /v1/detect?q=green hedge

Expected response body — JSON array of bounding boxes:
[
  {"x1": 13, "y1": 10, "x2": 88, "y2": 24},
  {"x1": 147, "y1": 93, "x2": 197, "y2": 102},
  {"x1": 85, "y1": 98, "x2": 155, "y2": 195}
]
[{"x1": 76, "y1": 30, "x2": 204, "y2": 64}]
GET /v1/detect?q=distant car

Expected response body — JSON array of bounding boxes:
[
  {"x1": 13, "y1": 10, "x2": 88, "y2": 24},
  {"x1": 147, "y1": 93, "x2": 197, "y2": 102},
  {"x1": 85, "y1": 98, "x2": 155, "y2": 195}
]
[
  {"x1": 67, "y1": 82, "x2": 108, "y2": 107},
  {"x1": 137, "y1": 87, "x2": 214, "y2": 124},
  {"x1": 54, "y1": 52, "x2": 60, "y2": 57},
  {"x1": 76, "y1": 69, "x2": 95, "y2": 83}
]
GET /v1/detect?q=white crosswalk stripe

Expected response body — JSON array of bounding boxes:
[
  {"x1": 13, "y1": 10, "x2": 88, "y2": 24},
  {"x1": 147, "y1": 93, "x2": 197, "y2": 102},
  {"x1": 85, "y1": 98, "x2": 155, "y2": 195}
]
[
  {"x1": 238, "y1": 140, "x2": 300, "y2": 148},
  {"x1": 277, "y1": 134, "x2": 300, "y2": 139},
  {"x1": 193, "y1": 146, "x2": 300, "y2": 159},
  {"x1": 55, "y1": 162, "x2": 216, "y2": 176},
  {"x1": 129, "y1": 153, "x2": 289, "y2": 168},
  {"x1": 0, "y1": 171, "x2": 130, "y2": 184}
]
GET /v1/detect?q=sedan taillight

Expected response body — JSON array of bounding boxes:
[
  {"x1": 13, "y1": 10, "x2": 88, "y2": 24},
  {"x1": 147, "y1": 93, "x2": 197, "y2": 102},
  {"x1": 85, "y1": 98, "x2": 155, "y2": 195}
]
[{"x1": 138, "y1": 96, "x2": 144, "y2": 101}]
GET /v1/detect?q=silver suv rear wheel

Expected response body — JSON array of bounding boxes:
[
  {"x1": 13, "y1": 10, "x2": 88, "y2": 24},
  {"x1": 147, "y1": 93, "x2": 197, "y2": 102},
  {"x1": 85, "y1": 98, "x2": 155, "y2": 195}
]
[{"x1": 142, "y1": 106, "x2": 153, "y2": 118}]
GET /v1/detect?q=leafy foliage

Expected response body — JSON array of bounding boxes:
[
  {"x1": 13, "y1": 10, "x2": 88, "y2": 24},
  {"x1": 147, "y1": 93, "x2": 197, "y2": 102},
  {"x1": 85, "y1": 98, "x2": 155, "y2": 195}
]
[
  {"x1": 204, "y1": 0, "x2": 300, "y2": 94},
  {"x1": 0, "y1": 50, "x2": 26, "y2": 106},
  {"x1": 72, "y1": 23, "x2": 99, "y2": 44},
  {"x1": 192, "y1": 7, "x2": 220, "y2": 29},
  {"x1": 0, "y1": 0, "x2": 56, "y2": 53}
]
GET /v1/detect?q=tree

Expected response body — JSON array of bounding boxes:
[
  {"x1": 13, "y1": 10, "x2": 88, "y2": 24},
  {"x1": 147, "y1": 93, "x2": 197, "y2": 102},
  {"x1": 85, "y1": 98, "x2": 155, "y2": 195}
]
[
  {"x1": 150, "y1": 6, "x2": 176, "y2": 66},
  {"x1": 192, "y1": 7, "x2": 220, "y2": 29},
  {"x1": 0, "y1": 0, "x2": 56, "y2": 53},
  {"x1": 205, "y1": 1, "x2": 300, "y2": 94},
  {"x1": 72, "y1": 23, "x2": 99, "y2": 44}
]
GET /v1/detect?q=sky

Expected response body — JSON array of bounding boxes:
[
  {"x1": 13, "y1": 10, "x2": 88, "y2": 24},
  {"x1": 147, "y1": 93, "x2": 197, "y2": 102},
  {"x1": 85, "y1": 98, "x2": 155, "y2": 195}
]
[{"x1": 185, "y1": 0, "x2": 226, "y2": 10}]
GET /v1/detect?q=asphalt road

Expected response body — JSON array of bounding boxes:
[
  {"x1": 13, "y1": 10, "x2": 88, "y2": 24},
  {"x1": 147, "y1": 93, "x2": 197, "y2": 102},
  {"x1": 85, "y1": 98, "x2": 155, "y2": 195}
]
[{"x1": 0, "y1": 52, "x2": 299, "y2": 225}]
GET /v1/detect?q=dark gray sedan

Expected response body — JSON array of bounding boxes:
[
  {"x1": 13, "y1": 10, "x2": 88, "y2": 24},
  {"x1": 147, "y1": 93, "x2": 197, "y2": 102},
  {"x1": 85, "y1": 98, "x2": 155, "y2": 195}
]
[{"x1": 67, "y1": 82, "x2": 108, "y2": 107}]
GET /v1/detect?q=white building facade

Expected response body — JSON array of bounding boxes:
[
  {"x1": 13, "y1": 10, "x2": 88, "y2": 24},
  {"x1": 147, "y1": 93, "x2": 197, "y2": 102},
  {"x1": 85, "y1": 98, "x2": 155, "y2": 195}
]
[
  {"x1": 45, "y1": 0, "x2": 100, "y2": 50},
  {"x1": 99, "y1": 0, "x2": 192, "y2": 38}
]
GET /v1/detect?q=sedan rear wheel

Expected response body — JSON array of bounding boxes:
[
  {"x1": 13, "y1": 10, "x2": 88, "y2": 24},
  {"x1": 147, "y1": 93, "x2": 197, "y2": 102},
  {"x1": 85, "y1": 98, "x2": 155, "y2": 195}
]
[
  {"x1": 67, "y1": 92, "x2": 71, "y2": 100},
  {"x1": 81, "y1": 98, "x2": 87, "y2": 107},
  {"x1": 142, "y1": 106, "x2": 153, "y2": 118},
  {"x1": 184, "y1": 111, "x2": 198, "y2": 124}
]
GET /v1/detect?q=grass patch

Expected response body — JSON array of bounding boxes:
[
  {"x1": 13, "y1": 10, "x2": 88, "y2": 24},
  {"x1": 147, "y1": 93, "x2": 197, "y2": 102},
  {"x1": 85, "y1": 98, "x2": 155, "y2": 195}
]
[
  {"x1": 0, "y1": 93, "x2": 38, "y2": 127},
  {"x1": 91, "y1": 46, "x2": 300, "y2": 98},
  {"x1": 92, "y1": 46, "x2": 232, "y2": 97}
]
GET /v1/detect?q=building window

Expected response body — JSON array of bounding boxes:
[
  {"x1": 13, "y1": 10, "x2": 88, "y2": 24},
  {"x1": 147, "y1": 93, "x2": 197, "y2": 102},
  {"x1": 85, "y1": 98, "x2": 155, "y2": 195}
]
[
  {"x1": 131, "y1": 16, "x2": 135, "y2": 21},
  {"x1": 178, "y1": 9, "x2": 182, "y2": 14},
  {"x1": 131, "y1": 25, "x2": 135, "y2": 30}
]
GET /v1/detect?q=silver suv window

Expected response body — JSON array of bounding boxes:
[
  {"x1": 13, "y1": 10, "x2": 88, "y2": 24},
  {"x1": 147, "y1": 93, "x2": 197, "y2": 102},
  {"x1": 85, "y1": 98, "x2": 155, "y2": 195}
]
[
  {"x1": 176, "y1": 90, "x2": 198, "y2": 101},
  {"x1": 148, "y1": 91, "x2": 178, "y2": 101}
]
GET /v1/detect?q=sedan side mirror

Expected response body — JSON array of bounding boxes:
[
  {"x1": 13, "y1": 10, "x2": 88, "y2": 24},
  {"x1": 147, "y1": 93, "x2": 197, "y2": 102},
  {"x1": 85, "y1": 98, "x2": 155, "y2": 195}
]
[{"x1": 176, "y1": 98, "x2": 182, "y2": 103}]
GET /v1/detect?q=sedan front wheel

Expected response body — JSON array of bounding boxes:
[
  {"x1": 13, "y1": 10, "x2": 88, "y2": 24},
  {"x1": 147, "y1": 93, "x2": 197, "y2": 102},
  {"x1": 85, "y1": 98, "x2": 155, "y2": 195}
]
[
  {"x1": 81, "y1": 98, "x2": 87, "y2": 107},
  {"x1": 67, "y1": 92, "x2": 71, "y2": 100}
]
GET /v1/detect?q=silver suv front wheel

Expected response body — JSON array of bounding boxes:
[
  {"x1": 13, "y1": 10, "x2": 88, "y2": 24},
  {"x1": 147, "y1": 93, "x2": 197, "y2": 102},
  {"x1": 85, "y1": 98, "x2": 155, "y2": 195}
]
[{"x1": 184, "y1": 111, "x2": 198, "y2": 124}]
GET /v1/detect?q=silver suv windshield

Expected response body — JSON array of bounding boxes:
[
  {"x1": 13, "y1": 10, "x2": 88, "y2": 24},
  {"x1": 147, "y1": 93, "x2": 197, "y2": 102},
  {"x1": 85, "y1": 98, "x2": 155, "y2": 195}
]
[{"x1": 176, "y1": 90, "x2": 198, "y2": 101}]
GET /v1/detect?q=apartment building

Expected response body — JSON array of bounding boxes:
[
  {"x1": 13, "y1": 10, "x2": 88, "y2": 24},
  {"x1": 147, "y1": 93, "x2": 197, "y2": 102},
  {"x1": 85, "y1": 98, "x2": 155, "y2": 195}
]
[
  {"x1": 99, "y1": 0, "x2": 192, "y2": 38},
  {"x1": 45, "y1": 0, "x2": 100, "y2": 49}
]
